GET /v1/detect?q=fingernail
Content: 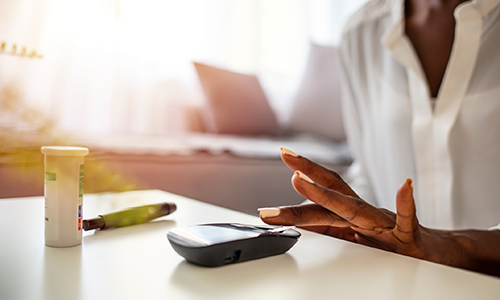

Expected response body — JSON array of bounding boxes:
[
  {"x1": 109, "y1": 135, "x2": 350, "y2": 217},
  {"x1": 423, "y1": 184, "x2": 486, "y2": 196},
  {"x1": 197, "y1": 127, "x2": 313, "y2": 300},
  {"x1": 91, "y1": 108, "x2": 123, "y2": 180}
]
[
  {"x1": 295, "y1": 170, "x2": 314, "y2": 184},
  {"x1": 280, "y1": 147, "x2": 299, "y2": 157},
  {"x1": 406, "y1": 178, "x2": 414, "y2": 189},
  {"x1": 258, "y1": 207, "x2": 281, "y2": 218}
]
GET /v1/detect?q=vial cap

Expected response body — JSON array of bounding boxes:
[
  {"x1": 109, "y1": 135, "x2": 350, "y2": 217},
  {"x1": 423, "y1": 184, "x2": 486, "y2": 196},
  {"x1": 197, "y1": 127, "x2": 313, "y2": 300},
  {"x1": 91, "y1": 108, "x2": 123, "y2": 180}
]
[{"x1": 41, "y1": 146, "x2": 89, "y2": 156}]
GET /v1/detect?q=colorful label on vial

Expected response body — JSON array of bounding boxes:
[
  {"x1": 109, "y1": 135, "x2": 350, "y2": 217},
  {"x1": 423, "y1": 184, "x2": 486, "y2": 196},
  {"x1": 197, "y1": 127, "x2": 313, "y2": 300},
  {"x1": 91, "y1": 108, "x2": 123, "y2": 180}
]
[
  {"x1": 45, "y1": 157, "x2": 85, "y2": 246},
  {"x1": 77, "y1": 164, "x2": 84, "y2": 234},
  {"x1": 78, "y1": 205, "x2": 82, "y2": 230}
]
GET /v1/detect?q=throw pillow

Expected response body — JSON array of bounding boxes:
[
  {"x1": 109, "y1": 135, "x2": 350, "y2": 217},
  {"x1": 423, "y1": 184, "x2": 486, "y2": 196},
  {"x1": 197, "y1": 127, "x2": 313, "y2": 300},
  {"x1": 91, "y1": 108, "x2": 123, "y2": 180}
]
[
  {"x1": 287, "y1": 43, "x2": 345, "y2": 141},
  {"x1": 194, "y1": 62, "x2": 279, "y2": 136}
]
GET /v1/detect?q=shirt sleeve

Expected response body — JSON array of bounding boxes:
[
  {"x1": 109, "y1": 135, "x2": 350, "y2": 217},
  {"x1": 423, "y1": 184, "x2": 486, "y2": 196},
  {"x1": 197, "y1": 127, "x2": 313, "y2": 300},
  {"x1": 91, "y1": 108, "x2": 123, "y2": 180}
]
[
  {"x1": 489, "y1": 223, "x2": 500, "y2": 230},
  {"x1": 337, "y1": 34, "x2": 378, "y2": 206}
]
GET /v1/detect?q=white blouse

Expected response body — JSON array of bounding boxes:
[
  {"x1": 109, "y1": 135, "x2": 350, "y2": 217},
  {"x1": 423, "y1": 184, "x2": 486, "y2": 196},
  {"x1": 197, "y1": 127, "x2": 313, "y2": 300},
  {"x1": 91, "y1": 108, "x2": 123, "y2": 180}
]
[{"x1": 338, "y1": 0, "x2": 500, "y2": 230}]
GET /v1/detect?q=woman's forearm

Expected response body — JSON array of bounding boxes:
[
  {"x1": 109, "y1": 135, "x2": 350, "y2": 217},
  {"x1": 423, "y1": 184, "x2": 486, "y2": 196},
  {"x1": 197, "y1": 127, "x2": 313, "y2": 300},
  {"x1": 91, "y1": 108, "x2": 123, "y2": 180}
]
[{"x1": 452, "y1": 229, "x2": 500, "y2": 277}]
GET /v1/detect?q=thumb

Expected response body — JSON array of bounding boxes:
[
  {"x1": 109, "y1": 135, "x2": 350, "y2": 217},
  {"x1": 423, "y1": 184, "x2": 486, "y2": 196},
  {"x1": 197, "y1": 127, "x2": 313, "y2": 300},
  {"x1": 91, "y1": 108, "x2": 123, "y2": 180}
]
[{"x1": 394, "y1": 178, "x2": 419, "y2": 243}]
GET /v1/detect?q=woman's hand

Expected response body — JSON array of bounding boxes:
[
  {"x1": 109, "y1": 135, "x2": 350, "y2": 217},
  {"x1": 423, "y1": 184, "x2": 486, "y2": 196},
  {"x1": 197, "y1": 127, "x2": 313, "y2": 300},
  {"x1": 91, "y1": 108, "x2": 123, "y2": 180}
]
[{"x1": 258, "y1": 148, "x2": 484, "y2": 271}]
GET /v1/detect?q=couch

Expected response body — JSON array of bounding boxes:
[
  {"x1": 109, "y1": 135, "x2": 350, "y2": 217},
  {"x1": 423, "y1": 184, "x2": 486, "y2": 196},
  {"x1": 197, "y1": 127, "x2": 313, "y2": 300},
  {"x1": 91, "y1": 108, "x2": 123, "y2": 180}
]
[{"x1": 0, "y1": 43, "x2": 350, "y2": 216}]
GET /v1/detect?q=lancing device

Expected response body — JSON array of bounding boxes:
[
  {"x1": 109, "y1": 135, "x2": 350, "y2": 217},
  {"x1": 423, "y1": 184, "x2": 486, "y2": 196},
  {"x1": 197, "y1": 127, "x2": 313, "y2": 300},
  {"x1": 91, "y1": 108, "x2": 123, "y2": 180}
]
[{"x1": 83, "y1": 202, "x2": 177, "y2": 231}]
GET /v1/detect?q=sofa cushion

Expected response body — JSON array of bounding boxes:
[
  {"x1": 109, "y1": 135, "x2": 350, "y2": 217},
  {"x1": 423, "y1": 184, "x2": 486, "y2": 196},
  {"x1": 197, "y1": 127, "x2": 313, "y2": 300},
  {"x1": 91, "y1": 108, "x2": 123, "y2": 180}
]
[
  {"x1": 287, "y1": 43, "x2": 345, "y2": 141},
  {"x1": 194, "y1": 62, "x2": 279, "y2": 136}
]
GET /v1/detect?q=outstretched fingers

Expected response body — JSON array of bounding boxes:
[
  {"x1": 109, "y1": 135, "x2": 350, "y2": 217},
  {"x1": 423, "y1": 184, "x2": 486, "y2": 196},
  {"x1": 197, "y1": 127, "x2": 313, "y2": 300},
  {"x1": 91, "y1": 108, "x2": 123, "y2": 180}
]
[
  {"x1": 350, "y1": 179, "x2": 421, "y2": 252},
  {"x1": 258, "y1": 203, "x2": 358, "y2": 242},
  {"x1": 393, "y1": 178, "x2": 420, "y2": 243},
  {"x1": 258, "y1": 203, "x2": 352, "y2": 227},
  {"x1": 280, "y1": 147, "x2": 359, "y2": 198},
  {"x1": 292, "y1": 171, "x2": 395, "y2": 230}
]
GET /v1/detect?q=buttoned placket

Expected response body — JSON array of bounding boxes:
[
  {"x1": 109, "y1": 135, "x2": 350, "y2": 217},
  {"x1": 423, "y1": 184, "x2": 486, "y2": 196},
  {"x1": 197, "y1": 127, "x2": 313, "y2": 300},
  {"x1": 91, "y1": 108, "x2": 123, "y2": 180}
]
[{"x1": 381, "y1": 0, "x2": 485, "y2": 228}]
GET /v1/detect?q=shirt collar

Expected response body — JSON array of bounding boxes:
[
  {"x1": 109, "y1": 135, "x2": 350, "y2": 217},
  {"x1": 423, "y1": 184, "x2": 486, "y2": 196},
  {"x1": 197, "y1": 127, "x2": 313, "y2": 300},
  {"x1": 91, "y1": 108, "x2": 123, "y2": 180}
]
[
  {"x1": 380, "y1": 0, "x2": 500, "y2": 70},
  {"x1": 382, "y1": 0, "x2": 500, "y2": 48},
  {"x1": 380, "y1": 0, "x2": 404, "y2": 51},
  {"x1": 455, "y1": 0, "x2": 500, "y2": 21}
]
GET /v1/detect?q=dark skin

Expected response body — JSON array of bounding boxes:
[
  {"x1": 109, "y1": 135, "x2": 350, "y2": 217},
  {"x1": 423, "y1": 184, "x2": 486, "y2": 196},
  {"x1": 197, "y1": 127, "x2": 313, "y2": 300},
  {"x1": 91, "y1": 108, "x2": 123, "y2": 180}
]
[
  {"x1": 259, "y1": 0, "x2": 500, "y2": 277},
  {"x1": 405, "y1": 0, "x2": 469, "y2": 97},
  {"x1": 259, "y1": 150, "x2": 500, "y2": 277}
]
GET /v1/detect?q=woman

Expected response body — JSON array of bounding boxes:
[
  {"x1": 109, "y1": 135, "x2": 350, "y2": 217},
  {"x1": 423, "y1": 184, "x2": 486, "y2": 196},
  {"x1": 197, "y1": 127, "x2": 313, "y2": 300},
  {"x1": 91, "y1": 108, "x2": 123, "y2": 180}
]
[{"x1": 258, "y1": 0, "x2": 500, "y2": 277}]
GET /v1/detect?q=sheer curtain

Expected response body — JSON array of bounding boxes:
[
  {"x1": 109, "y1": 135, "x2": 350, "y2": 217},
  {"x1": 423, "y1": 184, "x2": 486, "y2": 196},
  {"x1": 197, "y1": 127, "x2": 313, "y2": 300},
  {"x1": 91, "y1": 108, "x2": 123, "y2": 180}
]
[{"x1": 0, "y1": 0, "x2": 367, "y2": 136}]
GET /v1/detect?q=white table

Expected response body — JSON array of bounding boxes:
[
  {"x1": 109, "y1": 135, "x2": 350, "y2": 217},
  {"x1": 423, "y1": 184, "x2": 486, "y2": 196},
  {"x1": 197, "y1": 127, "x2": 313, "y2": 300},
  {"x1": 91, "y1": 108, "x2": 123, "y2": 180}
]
[{"x1": 1, "y1": 190, "x2": 500, "y2": 300}]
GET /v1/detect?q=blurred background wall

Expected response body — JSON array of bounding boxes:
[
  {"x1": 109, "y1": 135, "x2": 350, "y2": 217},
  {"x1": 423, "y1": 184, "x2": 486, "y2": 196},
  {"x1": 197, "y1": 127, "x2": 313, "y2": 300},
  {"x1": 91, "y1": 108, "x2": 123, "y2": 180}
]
[{"x1": 0, "y1": 0, "x2": 367, "y2": 136}]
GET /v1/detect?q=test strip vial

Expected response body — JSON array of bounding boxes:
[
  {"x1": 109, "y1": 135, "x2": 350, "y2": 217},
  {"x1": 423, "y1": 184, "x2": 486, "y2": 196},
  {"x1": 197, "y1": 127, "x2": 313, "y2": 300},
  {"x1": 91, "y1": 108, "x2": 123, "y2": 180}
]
[{"x1": 41, "y1": 146, "x2": 89, "y2": 247}]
